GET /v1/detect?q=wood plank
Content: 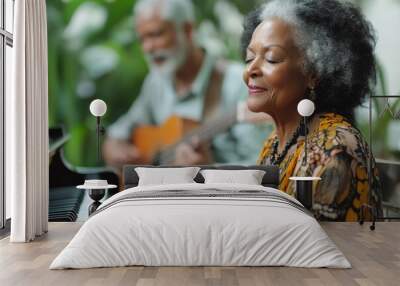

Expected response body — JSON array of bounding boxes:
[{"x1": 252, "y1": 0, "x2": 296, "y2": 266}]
[{"x1": 0, "y1": 222, "x2": 399, "y2": 286}]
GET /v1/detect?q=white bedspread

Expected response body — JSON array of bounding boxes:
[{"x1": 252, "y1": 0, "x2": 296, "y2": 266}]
[{"x1": 50, "y1": 183, "x2": 351, "y2": 269}]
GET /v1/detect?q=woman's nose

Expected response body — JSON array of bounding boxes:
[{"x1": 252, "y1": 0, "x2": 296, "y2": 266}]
[{"x1": 247, "y1": 59, "x2": 262, "y2": 78}]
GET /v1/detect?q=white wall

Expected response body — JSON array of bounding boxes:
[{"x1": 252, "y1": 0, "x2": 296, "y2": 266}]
[{"x1": 363, "y1": 0, "x2": 400, "y2": 95}]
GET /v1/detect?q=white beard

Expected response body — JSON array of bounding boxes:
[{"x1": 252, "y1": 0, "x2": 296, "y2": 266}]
[{"x1": 145, "y1": 30, "x2": 188, "y2": 79}]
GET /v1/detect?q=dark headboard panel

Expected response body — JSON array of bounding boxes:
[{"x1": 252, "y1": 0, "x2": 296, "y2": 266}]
[{"x1": 123, "y1": 165, "x2": 280, "y2": 190}]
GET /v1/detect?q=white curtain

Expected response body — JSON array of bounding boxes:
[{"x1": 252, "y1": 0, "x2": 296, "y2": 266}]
[{"x1": 6, "y1": 0, "x2": 49, "y2": 242}]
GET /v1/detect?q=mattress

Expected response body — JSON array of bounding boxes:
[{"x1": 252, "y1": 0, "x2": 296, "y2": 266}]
[{"x1": 50, "y1": 183, "x2": 351, "y2": 269}]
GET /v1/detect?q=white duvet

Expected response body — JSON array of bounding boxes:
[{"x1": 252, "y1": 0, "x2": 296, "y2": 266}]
[{"x1": 50, "y1": 183, "x2": 351, "y2": 269}]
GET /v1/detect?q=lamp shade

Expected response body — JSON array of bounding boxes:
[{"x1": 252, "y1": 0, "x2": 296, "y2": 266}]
[
  {"x1": 297, "y1": 99, "x2": 315, "y2": 117},
  {"x1": 89, "y1": 99, "x2": 107, "y2": 117}
]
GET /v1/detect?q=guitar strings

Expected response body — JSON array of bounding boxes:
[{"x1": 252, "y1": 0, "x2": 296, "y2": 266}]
[{"x1": 159, "y1": 110, "x2": 237, "y2": 164}]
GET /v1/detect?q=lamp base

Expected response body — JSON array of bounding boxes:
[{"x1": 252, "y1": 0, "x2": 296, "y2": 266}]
[
  {"x1": 296, "y1": 180, "x2": 313, "y2": 210},
  {"x1": 88, "y1": 189, "x2": 105, "y2": 215},
  {"x1": 88, "y1": 189, "x2": 105, "y2": 201},
  {"x1": 88, "y1": 201, "x2": 102, "y2": 216},
  {"x1": 289, "y1": 176, "x2": 321, "y2": 210}
]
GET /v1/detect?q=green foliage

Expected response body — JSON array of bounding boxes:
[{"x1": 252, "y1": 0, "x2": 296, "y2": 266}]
[
  {"x1": 48, "y1": 0, "x2": 148, "y2": 166},
  {"x1": 47, "y1": 0, "x2": 253, "y2": 166}
]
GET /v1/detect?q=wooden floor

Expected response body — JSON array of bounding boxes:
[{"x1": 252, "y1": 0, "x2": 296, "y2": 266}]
[{"x1": 0, "y1": 222, "x2": 399, "y2": 286}]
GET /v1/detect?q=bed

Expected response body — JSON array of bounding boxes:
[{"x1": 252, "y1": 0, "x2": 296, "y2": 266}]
[{"x1": 50, "y1": 165, "x2": 350, "y2": 269}]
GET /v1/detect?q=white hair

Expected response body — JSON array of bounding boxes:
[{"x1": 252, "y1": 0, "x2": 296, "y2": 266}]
[
  {"x1": 260, "y1": 0, "x2": 352, "y2": 85},
  {"x1": 134, "y1": 0, "x2": 195, "y2": 25}
]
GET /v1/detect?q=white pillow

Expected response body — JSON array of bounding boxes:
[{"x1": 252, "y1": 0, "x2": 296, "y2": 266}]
[
  {"x1": 200, "y1": 169, "x2": 266, "y2": 185},
  {"x1": 135, "y1": 167, "x2": 200, "y2": 186}
]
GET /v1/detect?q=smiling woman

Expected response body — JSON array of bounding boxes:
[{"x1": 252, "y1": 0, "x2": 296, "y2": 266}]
[
  {"x1": 243, "y1": 19, "x2": 309, "y2": 118},
  {"x1": 241, "y1": 0, "x2": 382, "y2": 221}
]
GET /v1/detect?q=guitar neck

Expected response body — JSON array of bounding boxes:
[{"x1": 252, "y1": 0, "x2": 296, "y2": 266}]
[
  {"x1": 184, "y1": 111, "x2": 237, "y2": 143},
  {"x1": 157, "y1": 110, "x2": 237, "y2": 164}
]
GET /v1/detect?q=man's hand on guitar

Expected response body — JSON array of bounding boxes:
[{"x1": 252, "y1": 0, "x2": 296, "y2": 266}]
[
  {"x1": 103, "y1": 138, "x2": 146, "y2": 169},
  {"x1": 174, "y1": 137, "x2": 213, "y2": 165}
]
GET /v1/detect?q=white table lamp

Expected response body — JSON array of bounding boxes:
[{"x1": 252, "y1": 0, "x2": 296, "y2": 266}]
[
  {"x1": 297, "y1": 99, "x2": 315, "y2": 167},
  {"x1": 89, "y1": 99, "x2": 107, "y2": 162},
  {"x1": 290, "y1": 99, "x2": 318, "y2": 210}
]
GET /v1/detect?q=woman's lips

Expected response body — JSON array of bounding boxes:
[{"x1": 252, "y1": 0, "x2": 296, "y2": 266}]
[{"x1": 247, "y1": 84, "x2": 267, "y2": 95}]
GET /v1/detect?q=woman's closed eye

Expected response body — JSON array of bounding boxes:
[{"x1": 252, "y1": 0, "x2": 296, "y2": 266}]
[
  {"x1": 265, "y1": 55, "x2": 283, "y2": 64},
  {"x1": 266, "y1": 58, "x2": 279, "y2": 64},
  {"x1": 245, "y1": 58, "x2": 254, "y2": 64},
  {"x1": 245, "y1": 53, "x2": 283, "y2": 65},
  {"x1": 245, "y1": 56, "x2": 282, "y2": 65}
]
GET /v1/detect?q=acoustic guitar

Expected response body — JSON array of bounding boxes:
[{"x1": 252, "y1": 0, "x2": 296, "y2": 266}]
[{"x1": 131, "y1": 103, "x2": 270, "y2": 165}]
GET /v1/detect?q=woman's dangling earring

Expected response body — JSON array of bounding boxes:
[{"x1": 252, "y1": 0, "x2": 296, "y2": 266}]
[
  {"x1": 309, "y1": 87, "x2": 316, "y2": 101},
  {"x1": 270, "y1": 89, "x2": 276, "y2": 100}
]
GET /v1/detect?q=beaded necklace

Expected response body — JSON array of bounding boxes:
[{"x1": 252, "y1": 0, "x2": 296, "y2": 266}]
[{"x1": 269, "y1": 120, "x2": 305, "y2": 166}]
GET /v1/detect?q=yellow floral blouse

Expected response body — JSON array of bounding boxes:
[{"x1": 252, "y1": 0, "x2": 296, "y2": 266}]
[{"x1": 258, "y1": 113, "x2": 382, "y2": 221}]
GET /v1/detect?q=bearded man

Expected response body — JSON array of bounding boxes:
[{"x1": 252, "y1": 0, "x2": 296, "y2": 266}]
[{"x1": 103, "y1": 0, "x2": 269, "y2": 169}]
